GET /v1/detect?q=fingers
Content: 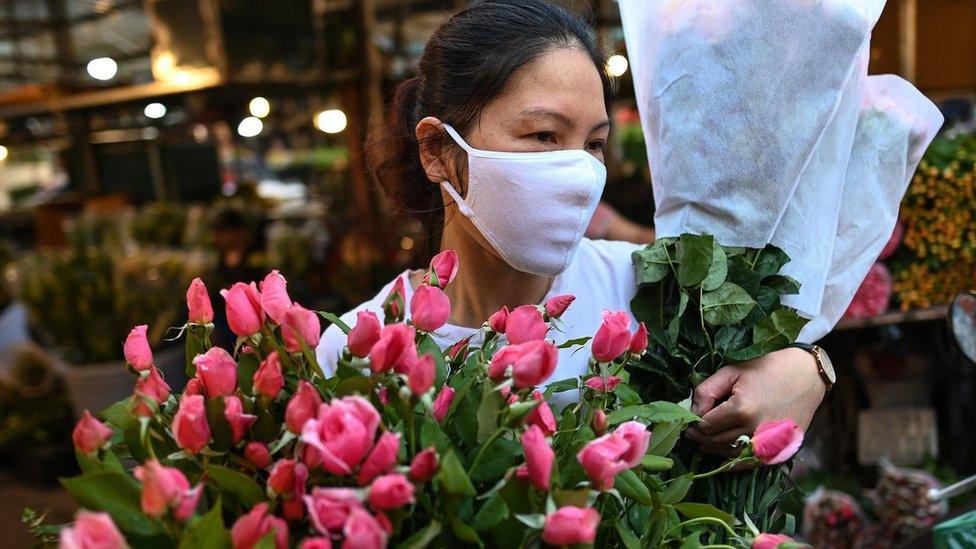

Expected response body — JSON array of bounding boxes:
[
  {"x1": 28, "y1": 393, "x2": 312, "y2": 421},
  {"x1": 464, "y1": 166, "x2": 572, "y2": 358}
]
[{"x1": 691, "y1": 366, "x2": 741, "y2": 417}]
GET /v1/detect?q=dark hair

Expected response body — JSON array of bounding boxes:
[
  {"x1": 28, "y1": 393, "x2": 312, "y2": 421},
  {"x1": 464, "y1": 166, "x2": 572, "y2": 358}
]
[{"x1": 368, "y1": 0, "x2": 613, "y2": 257}]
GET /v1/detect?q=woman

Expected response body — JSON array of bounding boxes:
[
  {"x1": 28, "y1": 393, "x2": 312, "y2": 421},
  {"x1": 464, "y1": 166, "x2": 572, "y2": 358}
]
[{"x1": 317, "y1": 0, "x2": 827, "y2": 455}]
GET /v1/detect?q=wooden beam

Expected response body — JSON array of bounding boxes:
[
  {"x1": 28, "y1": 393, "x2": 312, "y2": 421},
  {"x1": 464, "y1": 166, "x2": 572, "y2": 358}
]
[{"x1": 898, "y1": 0, "x2": 917, "y2": 82}]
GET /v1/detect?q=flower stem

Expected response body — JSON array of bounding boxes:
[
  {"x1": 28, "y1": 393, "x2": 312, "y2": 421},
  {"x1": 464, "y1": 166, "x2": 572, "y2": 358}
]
[
  {"x1": 467, "y1": 428, "x2": 507, "y2": 475},
  {"x1": 663, "y1": 516, "x2": 739, "y2": 541}
]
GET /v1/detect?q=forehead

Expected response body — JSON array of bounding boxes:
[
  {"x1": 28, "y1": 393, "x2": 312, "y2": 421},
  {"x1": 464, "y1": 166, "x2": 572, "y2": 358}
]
[{"x1": 490, "y1": 47, "x2": 607, "y2": 122}]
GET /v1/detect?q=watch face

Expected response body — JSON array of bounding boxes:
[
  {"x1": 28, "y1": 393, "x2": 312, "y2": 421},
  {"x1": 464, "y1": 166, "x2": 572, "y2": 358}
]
[{"x1": 819, "y1": 349, "x2": 837, "y2": 384}]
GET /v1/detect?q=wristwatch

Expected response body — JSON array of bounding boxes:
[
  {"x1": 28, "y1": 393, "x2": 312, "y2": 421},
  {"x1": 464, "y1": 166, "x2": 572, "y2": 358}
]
[{"x1": 789, "y1": 343, "x2": 836, "y2": 392}]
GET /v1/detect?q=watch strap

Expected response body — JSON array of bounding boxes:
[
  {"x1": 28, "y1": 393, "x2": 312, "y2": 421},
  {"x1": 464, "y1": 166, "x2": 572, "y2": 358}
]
[{"x1": 788, "y1": 343, "x2": 833, "y2": 391}]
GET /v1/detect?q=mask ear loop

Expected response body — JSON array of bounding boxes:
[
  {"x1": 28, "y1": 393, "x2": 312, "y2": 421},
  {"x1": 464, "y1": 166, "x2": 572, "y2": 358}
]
[{"x1": 440, "y1": 181, "x2": 474, "y2": 218}]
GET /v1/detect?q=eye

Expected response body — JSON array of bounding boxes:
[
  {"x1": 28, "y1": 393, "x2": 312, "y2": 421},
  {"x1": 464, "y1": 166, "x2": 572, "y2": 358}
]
[
  {"x1": 534, "y1": 132, "x2": 556, "y2": 144},
  {"x1": 586, "y1": 140, "x2": 606, "y2": 152}
]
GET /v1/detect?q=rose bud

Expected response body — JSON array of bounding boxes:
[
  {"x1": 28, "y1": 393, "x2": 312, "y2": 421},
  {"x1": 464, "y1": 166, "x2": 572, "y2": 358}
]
[
  {"x1": 59, "y1": 511, "x2": 126, "y2": 549},
  {"x1": 408, "y1": 354, "x2": 436, "y2": 397},
  {"x1": 186, "y1": 277, "x2": 214, "y2": 325},
  {"x1": 423, "y1": 249, "x2": 459, "y2": 288},
  {"x1": 183, "y1": 377, "x2": 204, "y2": 396},
  {"x1": 231, "y1": 503, "x2": 288, "y2": 549},
  {"x1": 584, "y1": 375, "x2": 621, "y2": 393},
  {"x1": 357, "y1": 431, "x2": 401, "y2": 485},
  {"x1": 521, "y1": 425, "x2": 554, "y2": 491},
  {"x1": 253, "y1": 352, "x2": 284, "y2": 399},
  {"x1": 753, "y1": 533, "x2": 807, "y2": 549},
  {"x1": 285, "y1": 381, "x2": 322, "y2": 433},
  {"x1": 591, "y1": 310, "x2": 632, "y2": 362},
  {"x1": 367, "y1": 474, "x2": 415, "y2": 510},
  {"x1": 281, "y1": 498, "x2": 305, "y2": 523},
  {"x1": 576, "y1": 421, "x2": 650, "y2": 490},
  {"x1": 299, "y1": 538, "x2": 332, "y2": 549},
  {"x1": 268, "y1": 459, "x2": 308, "y2": 499},
  {"x1": 374, "y1": 512, "x2": 393, "y2": 535},
  {"x1": 304, "y1": 487, "x2": 363, "y2": 534},
  {"x1": 347, "y1": 311, "x2": 382, "y2": 358},
  {"x1": 172, "y1": 394, "x2": 210, "y2": 454},
  {"x1": 369, "y1": 324, "x2": 417, "y2": 374},
  {"x1": 224, "y1": 396, "x2": 258, "y2": 444},
  {"x1": 381, "y1": 277, "x2": 406, "y2": 323},
  {"x1": 524, "y1": 390, "x2": 557, "y2": 437},
  {"x1": 591, "y1": 409, "x2": 609, "y2": 436},
  {"x1": 488, "y1": 305, "x2": 509, "y2": 333},
  {"x1": 220, "y1": 282, "x2": 265, "y2": 337},
  {"x1": 544, "y1": 294, "x2": 576, "y2": 319},
  {"x1": 410, "y1": 285, "x2": 451, "y2": 333},
  {"x1": 448, "y1": 336, "x2": 473, "y2": 363},
  {"x1": 750, "y1": 419, "x2": 804, "y2": 465},
  {"x1": 377, "y1": 387, "x2": 389, "y2": 406},
  {"x1": 133, "y1": 367, "x2": 172, "y2": 416},
  {"x1": 614, "y1": 421, "x2": 652, "y2": 466},
  {"x1": 192, "y1": 347, "x2": 238, "y2": 398},
  {"x1": 72, "y1": 410, "x2": 113, "y2": 455},
  {"x1": 342, "y1": 508, "x2": 387, "y2": 549},
  {"x1": 123, "y1": 324, "x2": 154, "y2": 372},
  {"x1": 301, "y1": 396, "x2": 380, "y2": 476},
  {"x1": 488, "y1": 340, "x2": 559, "y2": 389},
  {"x1": 409, "y1": 448, "x2": 438, "y2": 483},
  {"x1": 432, "y1": 386, "x2": 455, "y2": 422},
  {"x1": 629, "y1": 322, "x2": 649, "y2": 355},
  {"x1": 245, "y1": 442, "x2": 272, "y2": 469},
  {"x1": 505, "y1": 304, "x2": 548, "y2": 345},
  {"x1": 259, "y1": 270, "x2": 292, "y2": 325},
  {"x1": 542, "y1": 506, "x2": 600, "y2": 546},
  {"x1": 133, "y1": 459, "x2": 193, "y2": 518},
  {"x1": 282, "y1": 304, "x2": 322, "y2": 353}
]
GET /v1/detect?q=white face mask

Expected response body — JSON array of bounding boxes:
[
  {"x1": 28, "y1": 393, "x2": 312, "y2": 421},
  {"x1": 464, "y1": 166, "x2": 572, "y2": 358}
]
[{"x1": 439, "y1": 124, "x2": 607, "y2": 277}]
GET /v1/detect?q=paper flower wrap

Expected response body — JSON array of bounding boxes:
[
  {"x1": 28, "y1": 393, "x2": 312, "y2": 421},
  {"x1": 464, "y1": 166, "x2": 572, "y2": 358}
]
[{"x1": 620, "y1": 0, "x2": 943, "y2": 341}]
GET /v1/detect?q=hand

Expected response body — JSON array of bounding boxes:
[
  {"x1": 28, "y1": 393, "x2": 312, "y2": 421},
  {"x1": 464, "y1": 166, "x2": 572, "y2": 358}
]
[{"x1": 685, "y1": 347, "x2": 826, "y2": 456}]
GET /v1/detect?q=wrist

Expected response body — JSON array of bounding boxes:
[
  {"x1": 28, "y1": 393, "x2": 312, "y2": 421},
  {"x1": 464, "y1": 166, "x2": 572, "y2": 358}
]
[{"x1": 788, "y1": 343, "x2": 835, "y2": 393}]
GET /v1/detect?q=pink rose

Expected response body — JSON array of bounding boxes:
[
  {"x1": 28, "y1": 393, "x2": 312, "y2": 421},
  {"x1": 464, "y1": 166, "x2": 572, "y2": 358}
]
[
  {"x1": 368, "y1": 473, "x2": 415, "y2": 510},
  {"x1": 342, "y1": 508, "x2": 388, "y2": 549},
  {"x1": 282, "y1": 304, "x2": 322, "y2": 353},
  {"x1": 753, "y1": 533, "x2": 805, "y2": 549},
  {"x1": 224, "y1": 396, "x2": 258, "y2": 444},
  {"x1": 408, "y1": 354, "x2": 436, "y2": 396},
  {"x1": 381, "y1": 277, "x2": 406, "y2": 322},
  {"x1": 268, "y1": 459, "x2": 308, "y2": 499},
  {"x1": 172, "y1": 395, "x2": 210, "y2": 454},
  {"x1": 301, "y1": 396, "x2": 380, "y2": 475},
  {"x1": 123, "y1": 325, "x2": 154, "y2": 371},
  {"x1": 369, "y1": 324, "x2": 417, "y2": 374},
  {"x1": 448, "y1": 336, "x2": 472, "y2": 362},
  {"x1": 72, "y1": 410, "x2": 113, "y2": 455},
  {"x1": 520, "y1": 425, "x2": 554, "y2": 491},
  {"x1": 544, "y1": 294, "x2": 576, "y2": 319},
  {"x1": 432, "y1": 386, "x2": 455, "y2": 422},
  {"x1": 592, "y1": 409, "x2": 609, "y2": 436},
  {"x1": 186, "y1": 277, "x2": 214, "y2": 325},
  {"x1": 253, "y1": 352, "x2": 284, "y2": 398},
  {"x1": 751, "y1": 419, "x2": 804, "y2": 465},
  {"x1": 221, "y1": 282, "x2": 265, "y2": 337},
  {"x1": 231, "y1": 503, "x2": 288, "y2": 549},
  {"x1": 347, "y1": 311, "x2": 382, "y2": 358},
  {"x1": 59, "y1": 511, "x2": 126, "y2": 549},
  {"x1": 377, "y1": 387, "x2": 389, "y2": 406},
  {"x1": 505, "y1": 305, "x2": 548, "y2": 344},
  {"x1": 133, "y1": 367, "x2": 172, "y2": 416},
  {"x1": 488, "y1": 340, "x2": 559, "y2": 388},
  {"x1": 260, "y1": 270, "x2": 292, "y2": 324},
  {"x1": 410, "y1": 285, "x2": 451, "y2": 333},
  {"x1": 542, "y1": 506, "x2": 600, "y2": 545},
  {"x1": 299, "y1": 538, "x2": 332, "y2": 549},
  {"x1": 423, "y1": 249, "x2": 459, "y2": 288},
  {"x1": 244, "y1": 442, "x2": 272, "y2": 469},
  {"x1": 409, "y1": 448, "x2": 438, "y2": 483},
  {"x1": 133, "y1": 459, "x2": 195, "y2": 518},
  {"x1": 488, "y1": 305, "x2": 509, "y2": 333},
  {"x1": 286, "y1": 381, "x2": 322, "y2": 433},
  {"x1": 576, "y1": 421, "x2": 650, "y2": 490},
  {"x1": 357, "y1": 431, "x2": 401, "y2": 485},
  {"x1": 878, "y1": 221, "x2": 903, "y2": 261},
  {"x1": 592, "y1": 310, "x2": 632, "y2": 362},
  {"x1": 585, "y1": 376, "x2": 621, "y2": 393},
  {"x1": 193, "y1": 347, "x2": 238, "y2": 398},
  {"x1": 183, "y1": 377, "x2": 203, "y2": 396},
  {"x1": 304, "y1": 488, "x2": 363, "y2": 534},
  {"x1": 629, "y1": 322, "x2": 648, "y2": 354},
  {"x1": 174, "y1": 485, "x2": 203, "y2": 522},
  {"x1": 523, "y1": 391, "x2": 556, "y2": 436}
]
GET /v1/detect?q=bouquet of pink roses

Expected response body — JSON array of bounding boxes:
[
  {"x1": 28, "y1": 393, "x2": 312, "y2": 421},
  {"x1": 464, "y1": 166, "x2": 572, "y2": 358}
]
[{"x1": 33, "y1": 251, "x2": 809, "y2": 548}]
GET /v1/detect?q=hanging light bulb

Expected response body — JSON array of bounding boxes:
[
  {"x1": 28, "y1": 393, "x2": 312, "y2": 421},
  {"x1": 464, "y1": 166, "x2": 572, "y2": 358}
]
[
  {"x1": 249, "y1": 97, "x2": 271, "y2": 118},
  {"x1": 607, "y1": 54, "x2": 629, "y2": 77},
  {"x1": 314, "y1": 109, "x2": 347, "y2": 134},
  {"x1": 144, "y1": 103, "x2": 167, "y2": 119},
  {"x1": 237, "y1": 116, "x2": 263, "y2": 138},
  {"x1": 87, "y1": 57, "x2": 118, "y2": 81}
]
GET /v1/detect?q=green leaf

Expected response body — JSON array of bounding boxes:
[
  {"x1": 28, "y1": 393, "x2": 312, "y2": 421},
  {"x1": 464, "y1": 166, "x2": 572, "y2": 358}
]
[
  {"x1": 641, "y1": 455, "x2": 675, "y2": 472},
  {"x1": 677, "y1": 234, "x2": 714, "y2": 287},
  {"x1": 616, "y1": 522, "x2": 642, "y2": 549},
  {"x1": 436, "y1": 451, "x2": 476, "y2": 497},
  {"x1": 514, "y1": 513, "x2": 546, "y2": 530},
  {"x1": 396, "y1": 521, "x2": 442, "y2": 549},
  {"x1": 471, "y1": 492, "x2": 509, "y2": 531},
  {"x1": 99, "y1": 399, "x2": 136, "y2": 431},
  {"x1": 476, "y1": 383, "x2": 502, "y2": 443},
  {"x1": 556, "y1": 337, "x2": 591, "y2": 349},
  {"x1": 253, "y1": 532, "x2": 277, "y2": 549},
  {"x1": 613, "y1": 383, "x2": 643, "y2": 407},
  {"x1": 469, "y1": 438, "x2": 520, "y2": 482},
  {"x1": 662, "y1": 473, "x2": 693, "y2": 504},
  {"x1": 450, "y1": 518, "x2": 482, "y2": 544},
  {"x1": 316, "y1": 310, "x2": 350, "y2": 333},
  {"x1": 179, "y1": 500, "x2": 230, "y2": 549},
  {"x1": 674, "y1": 502, "x2": 736, "y2": 526},
  {"x1": 506, "y1": 400, "x2": 541, "y2": 422},
  {"x1": 763, "y1": 275, "x2": 801, "y2": 296},
  {"x1": 701, "y1": 242, "x2": 729, "y2": 291},
  {"x1": 633, "y1": 243, "x2": 673, "y2": 286},
  {"x1": 543, "y1": 377, "x2": 579, "y2": 398},
  {"x1": 335, "y1": 375, "x2": 375, "y2": 397},
  {"x1": 207, "y1": 465, "x2": 265, "y2": 507},
  {"x1": 649, "y1": 421, "x2": 683, "y2": 457},
  {"x1": 701, "y1": 282, "x2": 756, "y2": 326},
  {"x1": 420, "y1": 419, "x2": 452, "y2": 454},
  {"x1": 236, "y1": 353, "x2": 260, "y2": 395},
  {"x1": 205, "y1": 397, "x2": 235, "y2": 452},
  {"x1": 607, "y1": 402, "x2": 698, "y2": 426},
  {"x1": 753, "y1": 309, "x2": 808, "y2": 345},
  {"x1": 61, "y1": 472, "x2": 164, "y2": 537},
  {"x1": 615, "y1": 469, "x2": 652, "y2": 505}
]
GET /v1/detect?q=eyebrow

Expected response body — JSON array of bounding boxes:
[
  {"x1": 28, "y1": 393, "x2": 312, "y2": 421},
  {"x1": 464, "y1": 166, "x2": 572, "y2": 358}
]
[{"x1": 518, "y1": 108, "x2": 611, "y2": 133}]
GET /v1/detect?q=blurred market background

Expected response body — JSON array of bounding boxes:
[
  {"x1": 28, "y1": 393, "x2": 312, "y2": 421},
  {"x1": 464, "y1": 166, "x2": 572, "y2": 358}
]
[{"x1": 0, "y1": 0, "x2": 975, "y2": 547}]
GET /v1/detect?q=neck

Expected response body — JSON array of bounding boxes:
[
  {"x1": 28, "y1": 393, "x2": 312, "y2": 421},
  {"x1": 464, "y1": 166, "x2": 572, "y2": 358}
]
[{"x1": 439, "y1": 224, "x2": 552, "y2": 328}]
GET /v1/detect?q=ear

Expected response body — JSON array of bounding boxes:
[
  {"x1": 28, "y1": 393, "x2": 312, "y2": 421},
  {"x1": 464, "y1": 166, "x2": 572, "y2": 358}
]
[{"x1": 416, "y1": 116, "x2": 460, "y2": 188}]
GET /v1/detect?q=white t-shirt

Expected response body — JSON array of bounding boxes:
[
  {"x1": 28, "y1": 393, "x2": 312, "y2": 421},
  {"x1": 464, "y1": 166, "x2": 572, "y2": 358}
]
[{"x1": 316, "y1": 239, "x2": 643, "y2": 393}]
